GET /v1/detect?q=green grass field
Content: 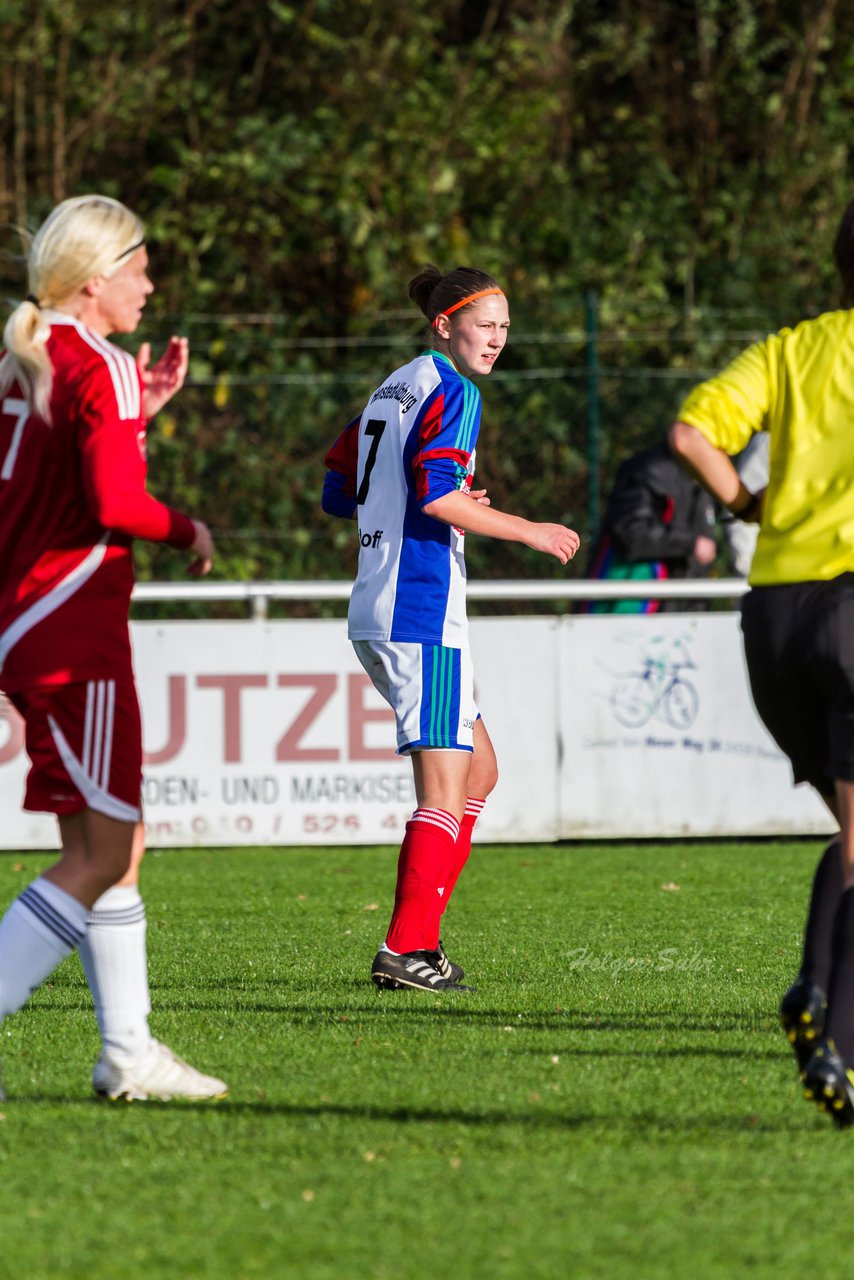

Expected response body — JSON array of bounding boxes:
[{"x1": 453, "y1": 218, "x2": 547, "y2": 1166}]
[{"x1": 0, "y1": 839, "x2": 848, "y2": 1279}]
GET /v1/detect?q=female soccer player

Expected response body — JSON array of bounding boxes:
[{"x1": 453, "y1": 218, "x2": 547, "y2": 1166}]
[
  {"x1": 323, "y1": 265, "x2": 580, "y2": 992},
  {"x1": 0, "y1": 194, "x2": 226, "y2": 1100},
  {"x1": 668, "y1": 196, "x2": 854, "y2": 1126}
]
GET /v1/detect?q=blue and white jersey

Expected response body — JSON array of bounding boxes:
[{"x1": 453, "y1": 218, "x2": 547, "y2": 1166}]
[{"x1": 322, "y1": 350, "x2": 482, "y2": 647}]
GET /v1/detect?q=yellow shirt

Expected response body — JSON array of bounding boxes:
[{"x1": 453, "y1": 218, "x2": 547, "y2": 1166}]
[{"x1": 677, "y1": 309, "x2": 854, "y2": 585}]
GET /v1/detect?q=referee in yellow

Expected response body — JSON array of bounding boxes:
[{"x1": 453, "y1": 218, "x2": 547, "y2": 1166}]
[{"x1": 668, "y1": 195, "x2": 854, "y2": 1127}]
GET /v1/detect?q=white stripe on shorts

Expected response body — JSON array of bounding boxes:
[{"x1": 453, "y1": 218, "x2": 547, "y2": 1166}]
[{"x1": 47, "y1": 678, "x2": 138, "y2": 822}]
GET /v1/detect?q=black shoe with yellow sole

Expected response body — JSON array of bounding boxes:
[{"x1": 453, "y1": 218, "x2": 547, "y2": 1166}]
[
  {"x1": 801, "y1": 1038, "x2": 854, "y2": 1129},
  {"x1": 779, "y1": 978, "x2": 827, "y2": 1072}
]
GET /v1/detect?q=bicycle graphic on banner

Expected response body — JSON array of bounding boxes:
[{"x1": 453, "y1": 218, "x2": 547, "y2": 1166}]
[{"x1": 609, "y1": 635, "x2": 699, "y2": 730}]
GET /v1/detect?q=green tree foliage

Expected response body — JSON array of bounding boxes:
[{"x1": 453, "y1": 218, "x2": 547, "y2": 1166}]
[{"x1": 0, "y1": 0, "x2": 851, "y2": 588}]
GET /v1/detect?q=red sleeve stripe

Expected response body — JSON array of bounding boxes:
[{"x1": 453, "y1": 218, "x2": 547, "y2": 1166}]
[
  {"x1": 415, "y1": 447, "x2": 470, "y2": 467},
  {"x1": 418, "y1": 394, "x2": 445, "y2": 445},
  {"x1": 324, "y1": 417, "x2": 360, "y2": 479}
]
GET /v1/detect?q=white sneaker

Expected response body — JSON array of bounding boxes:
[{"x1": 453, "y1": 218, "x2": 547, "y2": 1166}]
[{"x1": 92, "y1": 1039, "x2": 228, "y2": 1102}]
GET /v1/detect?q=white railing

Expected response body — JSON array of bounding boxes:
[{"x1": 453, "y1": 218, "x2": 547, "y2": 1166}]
[{"x1": 132, "y1": 577, "x2": 750, "y2": 619}]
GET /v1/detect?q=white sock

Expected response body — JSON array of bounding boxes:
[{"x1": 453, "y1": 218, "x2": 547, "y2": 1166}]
[
  {"x1": 379, "y1": 943, "x2": 401, "y2": 956},
  {"x1": 78, "y1": 886, "x2": 152, "y2": 1067},
  {"x1": 0, "y1": 876, "x2": 88, "y2": 1019}
]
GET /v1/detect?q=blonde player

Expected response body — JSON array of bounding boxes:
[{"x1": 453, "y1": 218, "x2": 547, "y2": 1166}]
[{"x1": 0, "y1": 195, "x2": 226, "y2": 1100}]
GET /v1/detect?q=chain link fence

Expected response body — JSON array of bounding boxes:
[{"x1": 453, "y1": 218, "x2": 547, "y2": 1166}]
[{"x1": 129, "y1": 299, "x2": 779, "y2": 616}]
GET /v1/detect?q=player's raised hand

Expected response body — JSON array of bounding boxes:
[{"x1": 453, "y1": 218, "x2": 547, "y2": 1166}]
[
  {"x1": 525, "y1": 522, "x2": 581, "y2": 565},
  {"x1": 137, "y1": 336, "x2": 189, "y2": 418},
  {"x1": 187, "y1": 519, "x2": 213, "y2": 577}
]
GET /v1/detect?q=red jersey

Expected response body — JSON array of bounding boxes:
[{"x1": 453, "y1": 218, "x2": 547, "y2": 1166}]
[{"x1": 0, "y1": 313, "x2": 195, "y2": 692}]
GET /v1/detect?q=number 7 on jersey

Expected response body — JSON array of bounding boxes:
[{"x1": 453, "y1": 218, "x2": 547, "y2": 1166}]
[
  {"x1": 356, "y1": 418, "x2": 385, "y2": 504},
  {"x1": 1, "y1": 398, "x2": 30, "y2": 481}
]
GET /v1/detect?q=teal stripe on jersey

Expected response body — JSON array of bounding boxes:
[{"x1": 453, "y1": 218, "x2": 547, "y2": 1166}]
[
  {"x1": 459, "y1": 378, "x2": 480, "y2": 455},
  {"x1": 427, "y1": 351, "x2": 481, "y2": 455},
  {"x1": 456, "y1": 380, "x2": 470, "y2": 454}
]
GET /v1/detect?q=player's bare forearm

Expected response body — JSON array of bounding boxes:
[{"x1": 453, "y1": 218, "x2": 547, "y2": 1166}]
[
  {"x1": 187, "y1": 518, "x2": 214, "y2": 577},
  {"x1": 422, "y1": 490, "x2": 580, "y2": 564},
  {"x1": 668, "y1": 421, "x2": 759, "y2": 518}
]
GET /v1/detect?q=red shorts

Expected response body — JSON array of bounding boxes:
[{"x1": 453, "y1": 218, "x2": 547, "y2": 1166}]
[{"x1": 9, "y1": 678, "x2": 142, "y2": 821}]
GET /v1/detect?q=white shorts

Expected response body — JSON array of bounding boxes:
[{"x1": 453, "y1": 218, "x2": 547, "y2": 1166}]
[{"x1": 352, "y1": 639, "x2": 478, "y2": 754}]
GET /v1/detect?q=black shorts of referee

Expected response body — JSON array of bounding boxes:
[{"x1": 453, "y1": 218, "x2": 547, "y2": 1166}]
[{"x1": 741, "y1": 574, "x2": 854, "y2": 796}]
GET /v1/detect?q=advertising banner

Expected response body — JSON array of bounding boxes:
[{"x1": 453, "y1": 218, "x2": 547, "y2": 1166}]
[
  {"x1": 0, "y1": 614, "x2": 834, "y2": 848},
  {"x1": 0, "y1": 618, "x2": 560, "y2": 849},
  {"x1": 558, "y1": 613, "x2": 831, "y2": 837}
]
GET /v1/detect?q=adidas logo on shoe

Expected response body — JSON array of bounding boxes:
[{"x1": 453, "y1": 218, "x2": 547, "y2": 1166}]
[
  {"x1": 416, "y1": 940, "x2": 465, "y2": 985},
  {"x1": 371, "y1": 949, "x2": 470, "y2": 992}
]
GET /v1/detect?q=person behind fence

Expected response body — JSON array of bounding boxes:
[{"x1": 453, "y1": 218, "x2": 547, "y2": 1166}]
[
  {"x1": 584, "y1": 440, "x2": 716, "y2": 612},
  {"x1": 668, "y1": 193, "x2": 854, "y2": 1128},
  {"x1": 322, "y1": 264, "x2": 580, "y2": 993},
  {"x1": 722, "y1": 433, "x2": 770, "y2": 577},
  {"x1": 0, "y1": 194, "x2": 227, "y2": 1101}
]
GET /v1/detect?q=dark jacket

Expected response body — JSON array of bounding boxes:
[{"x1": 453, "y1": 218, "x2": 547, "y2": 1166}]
[{"x1": 586, "y1": 442, "x2": 716, "y2": 612}]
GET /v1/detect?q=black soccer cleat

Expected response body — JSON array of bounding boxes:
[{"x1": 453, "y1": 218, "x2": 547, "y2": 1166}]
[
  {"x1": 801, "y1": 1038, "x2": 854, "y2": 1129},
  {"x1": 371, "y1": 949, "x2": 468, "y2": 992},
  {"x1": 418, "y1": 939, "x2": 465, "y2": 985},
  {"x1": 779, "y1": 977, "x2": 827, "y2": 1072}
]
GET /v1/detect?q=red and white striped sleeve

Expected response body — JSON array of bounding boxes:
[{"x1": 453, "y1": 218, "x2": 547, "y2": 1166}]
[{"x1": 73, "y1": 344, "x2": 196, "y2": 549}]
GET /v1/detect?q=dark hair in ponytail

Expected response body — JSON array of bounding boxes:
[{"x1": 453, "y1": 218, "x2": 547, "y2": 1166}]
[
  {"x1": 835, "y1": 197, "x2": 854, "y2": 307},
  {"x1": 408, "y1": 264, "x2": 503, "y2": 324}
]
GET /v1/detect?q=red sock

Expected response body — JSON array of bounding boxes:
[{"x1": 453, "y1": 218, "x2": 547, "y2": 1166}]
[
  {"x1": 385, "y1": 807, "x2": 460, "y2": 954},
  {"x1": 422, "y1": 798, "x2": 485, "y2": 949}
]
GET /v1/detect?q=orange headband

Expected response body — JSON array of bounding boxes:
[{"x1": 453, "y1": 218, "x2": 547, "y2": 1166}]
[{"x1": 432, "y1": 287, "x2": 505, "y2": 326}]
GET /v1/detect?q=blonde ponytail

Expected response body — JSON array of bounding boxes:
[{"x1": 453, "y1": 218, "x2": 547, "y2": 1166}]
[
  {"x1": 0, "y1": 194, "x2": 145, "y2": 424},
  {"x1": 0, "y1": 300, "x2": 53, "y2": 422}
]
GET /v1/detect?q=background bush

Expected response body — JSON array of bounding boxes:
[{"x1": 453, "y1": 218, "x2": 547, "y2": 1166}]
[{"x1": 1, "y1": 0, "x2": 851, "y2": 585}]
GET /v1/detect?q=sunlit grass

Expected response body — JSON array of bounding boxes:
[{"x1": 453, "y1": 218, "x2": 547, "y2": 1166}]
[{"x1": 0, "y1": 840, "x2": 838, "y2": 1279}]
